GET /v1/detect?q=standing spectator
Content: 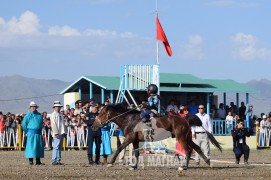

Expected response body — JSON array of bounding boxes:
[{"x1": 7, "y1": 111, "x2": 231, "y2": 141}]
[
  {"x1": 238, "y1": 102, "x2": 246, "y2": 119},
  {"x1": 51, "y1": 101, "x2": 67, "y2": 165},
  {"x1": 89, "y1": 98, "x2": 95, "y2": 112},
  {"x1": 217, "y1": 103, "x2": 226, "y2": 120},
  {"x1": 0, "y1": 113, "x2": 6, "y2": 147},
  {"x1": 259, "y1": 115, "x2": 267, "y2": 146},
  {"x1": 231, "y1": 119, "x2": 251, "y2": 164},
  {"x1": 83, "y1": 102, "x2": 90, "y2": 115},
  {"x1": 178, "y1": 104, "x2": 184, "y2": 116},
  {"x1": 65, "y1": 104, "x2": 71, "y2": 113},
  {"x1": 188, "y1": 100, "x2": 198, "y2": 115},
  {"x1": 85, "y1": 103, "x2": 102, "y2": 165},
  {"x1": 42, "y1": 112, "x2": 47, "y2": 121},
  {"x1": 93, "y1": 123, "x2": 112, "y2": 165},
  {"x1": 74, "y1": 103, "x2": 82, "y2": 116},
  {"x1": 22, "y1": 101, "x2": 44, "y2": 165},
  {"x1": 118, "y1": 125, "x2": 134, "y2": 165},
  {"x1": 245, "y1": 104, "x2": 253, "y2": 129},
  {"x1": 176, "y1": 106, "x2": 193, "y2": 155},
  {"x1": 226, "y1": 111, "x2": 234, "y2": 134},
  {"x1": 229, "y1": 102, "x2": 237, "y2": 117},
  {"x1": 191, "y1": 105, "x2": 212, "y2": 166}
]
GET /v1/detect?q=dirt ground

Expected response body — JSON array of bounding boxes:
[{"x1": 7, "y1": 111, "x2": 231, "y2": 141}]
[{"x1": 0, "y1": 149, "x2": 270, "y2": 180}]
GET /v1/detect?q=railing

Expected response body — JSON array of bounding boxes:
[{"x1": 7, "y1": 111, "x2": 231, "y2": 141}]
[
  {"x1": 256, "y1": 123, "x2": 271, "y2": 149},
  {"x1": 211, "y1": 119, "x2": 238, "y2": 136},
  {"x1": 3, "y1": 121, "x2": 268, "y2": 151}
]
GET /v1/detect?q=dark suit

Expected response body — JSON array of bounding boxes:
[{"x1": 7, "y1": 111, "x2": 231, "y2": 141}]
[
  {"x1": 85, "y1": 112, "x2": 101, "y2": 162},
  {"x1": 231, "y1": 127, "x2": 251, "y2": 163}
]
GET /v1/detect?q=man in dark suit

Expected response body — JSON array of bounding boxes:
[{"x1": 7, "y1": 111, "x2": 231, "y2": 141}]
[
  {"x1": 231, "y1": 119, "x2": 252, "y2": 164},
  {"x1": 85, "y1": 103, "x2": 101, "y2": 165}
]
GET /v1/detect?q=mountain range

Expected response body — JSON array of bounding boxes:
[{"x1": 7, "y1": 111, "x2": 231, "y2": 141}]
[
  {"x1": 0, "y1": 75, "x2": 270, "y2": 117},
  {"x1": 0, "y1": 75, "x2": 70, "y2": 114}
]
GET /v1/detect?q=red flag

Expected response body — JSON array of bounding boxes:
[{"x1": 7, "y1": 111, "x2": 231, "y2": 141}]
[{"x1": 156, "y1": 16, "x2": 172, "y2": 56}]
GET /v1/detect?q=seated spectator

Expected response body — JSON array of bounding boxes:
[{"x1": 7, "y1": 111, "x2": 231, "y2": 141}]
[{"x1": 166, "y1": 99, "x2": 178, "y2": 114}]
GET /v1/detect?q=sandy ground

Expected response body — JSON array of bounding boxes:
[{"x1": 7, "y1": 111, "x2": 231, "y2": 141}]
[{"x1": 0, "y1": 149, "x2": 270, "y2": 180}]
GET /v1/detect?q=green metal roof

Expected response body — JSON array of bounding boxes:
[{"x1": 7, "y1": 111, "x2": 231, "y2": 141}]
[
  {"x1": 205, "y1": 79, "x2": 256, "y2": 93},
  {"x1": 160, "y1": 73, "x2": 206, "y2": 84},
  {"x1": 84, "y1": 76, "x2": 119, "y2": 90},
  {"x1": 61, "y1": 73, "x2": 256, "y2": 94}
]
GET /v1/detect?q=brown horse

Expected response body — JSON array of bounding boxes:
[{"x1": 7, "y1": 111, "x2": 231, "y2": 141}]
[{"x1": 92, "y1": 104, "x2": 222, "y2": 170}]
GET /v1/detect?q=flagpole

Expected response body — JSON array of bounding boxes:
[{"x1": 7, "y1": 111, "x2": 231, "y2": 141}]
[
  {"x1": 156, "y1": 0, "x2": 159, "y2": 65},
  {"x1": 155, "y1": 0, "x2": 160, "y2": 115}
]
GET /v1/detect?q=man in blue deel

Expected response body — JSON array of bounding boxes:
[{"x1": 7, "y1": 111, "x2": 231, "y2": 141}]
[{"x1": 22, "y1": 101, "x2": 44, "y2": 165}]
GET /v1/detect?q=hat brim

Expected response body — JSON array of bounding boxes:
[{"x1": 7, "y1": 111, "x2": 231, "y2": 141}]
[
  {"x1": 30, "y1": 105, "x2": 39, "y2": 108},
  {"x1": 53, "y1": 105, "x2": 63, "y2": 108}
]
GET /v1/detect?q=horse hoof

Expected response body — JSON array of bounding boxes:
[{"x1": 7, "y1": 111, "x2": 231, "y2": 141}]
[
  {"x1": 129, "y1": 167, "x2": 135, "y2": 171},
  {"x1": 107, "y1": 164, "x2": 113, "y2": 168},
  {"x1": 178, "y1": 167, "x2": 184, "y2": 171}
]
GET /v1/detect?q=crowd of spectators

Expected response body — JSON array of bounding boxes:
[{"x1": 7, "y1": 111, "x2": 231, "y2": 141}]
[{"x1": 1, "y1": 98, "x2": 271, "y2": 150}]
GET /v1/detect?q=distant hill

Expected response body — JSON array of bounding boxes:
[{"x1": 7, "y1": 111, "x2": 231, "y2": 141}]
[
  {"x1": 246, "y1": 79, "x2": 271, "y2": 116},
  {"x1": 0, "y1": 75, "x2": 270, "y2": 117},
  {"x1": 0, "y1": 75, "x2": 70, "y2": 114}
]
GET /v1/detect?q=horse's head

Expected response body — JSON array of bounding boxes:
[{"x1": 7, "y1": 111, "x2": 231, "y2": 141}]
[
  {"x1": 91, "y1": 105, "x2": 114, "y2": 131},
  {"x1": 91, "y1": 104, "x2": 128, "y2": 131}
]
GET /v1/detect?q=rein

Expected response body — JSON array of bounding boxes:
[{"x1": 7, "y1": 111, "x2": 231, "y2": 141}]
[{"x1": 100, "y1": 104, "x2": 142, "y2": 125}]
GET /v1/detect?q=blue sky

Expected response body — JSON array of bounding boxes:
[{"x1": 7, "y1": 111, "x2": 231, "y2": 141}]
[{"x1": 1, "y1": 0, "x2": 270, "y2": 83}]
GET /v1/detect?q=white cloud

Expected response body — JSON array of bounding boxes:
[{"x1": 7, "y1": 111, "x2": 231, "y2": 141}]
[
  {"x1": 48, "y1": 26, "x2": 81, "y2": 36},
  {"x1": 0, "y1": 11, "x2": 152, "y2": 61},
  {"x1": 83, "y1": 29, "x2": 117, "y2": 37},
  {"x1": 0, "y1": 11, "x2": 41, "y2": 34},
  {"x1": 232, "y1": 33, "x2": 271, "y2": 60},
  {"x1": 179, "y1": 35, "x2": 205, "y2": 60},
  {"x1": 207, "y1": 0, "x2": 258, "y2": 8}
]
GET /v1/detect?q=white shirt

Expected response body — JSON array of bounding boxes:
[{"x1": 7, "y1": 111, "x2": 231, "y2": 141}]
[
  {"x1": 51, "y1": 111, "x2": 67, "y2": 137},
  {"x1": 191, "y1": 113, "x2": 212, "y2": 134},
  {"x1": 225, "y1": 115, "x2": 234, "y2": 124},
  {"x1": 166, "y1": 104, "x2": 178, "y2": 113},
  {"x1": 259, "y1": 120, "x2": 266, "y2": 133}
]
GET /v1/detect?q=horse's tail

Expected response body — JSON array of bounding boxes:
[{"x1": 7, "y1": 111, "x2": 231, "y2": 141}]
[
  {"x1": 186, "y1": 115, "x2": 222, "y2": 152},
  {"x1": 203, "y1": 127, "x2": 223, "y2": 152},
  {"x1": 186, "y1": 115, "x2": 202, "y2": 126}
]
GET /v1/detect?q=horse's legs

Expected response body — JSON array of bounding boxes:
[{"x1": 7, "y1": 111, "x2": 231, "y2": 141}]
[
  {"x1": 109, "y1": 137, "x2": 133, "y2": 165},
  {"x1": 178, "y1": 135, "x2": 191, "y2": 169},
  {"x1": 187, "y1": 138, "x2": 210, "y2": 166},
  {"x1": 131, "y1": 140, "x2": 139, "y2": 169}
]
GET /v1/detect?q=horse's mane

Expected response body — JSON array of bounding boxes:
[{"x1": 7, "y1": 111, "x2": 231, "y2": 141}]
[{"x1": 106, "y1": 103, "x2": 139, "y2": 114}]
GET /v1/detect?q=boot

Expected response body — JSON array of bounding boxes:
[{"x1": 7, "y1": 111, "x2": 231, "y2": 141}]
[
  {"x1": 244, "y1": 155, "x2": 249, "y2": 165},
  {"x1": 95, "y1": 155, "x2": 101, "y2": 165},
  {"x1": 235, "y1": 157, "x2": 240, "y2": 164},
  {"x1": 36, "y1": 158, "x2": 45, "y2": 165},
  {"x1": 88, "y1": 155, "x2": 94, "y2": 165},
  {"x1": 29, "y1": 158, "x2": 34, "y2": 165}
]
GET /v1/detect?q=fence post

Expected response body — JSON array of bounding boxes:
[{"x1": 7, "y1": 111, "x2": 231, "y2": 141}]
[
  {"x1": 256, "y1": 121, "x2": 259, "y2": 148},
  {"x1": 63, "y1": 136, "x2": 66, "y2": 151},
  {"x1": 18, "y1": 125, "x2": 22, "y2": 151}
]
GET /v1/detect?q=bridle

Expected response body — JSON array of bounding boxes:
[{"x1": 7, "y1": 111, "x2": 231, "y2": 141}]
[{"x1": 99, "y1": 104, "x2": 142, "y2": 126}]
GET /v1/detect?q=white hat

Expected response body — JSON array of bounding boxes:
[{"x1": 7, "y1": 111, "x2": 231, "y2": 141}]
[
  {"x1": 263, "y1": 115, "x2": 267, "y2": 119},
  {"x1": 53, "y1": 101, "x2": 63, "y2": 108},
  {"x1": 29, "y1": 101, "x2": 38, "y2": 107}
]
